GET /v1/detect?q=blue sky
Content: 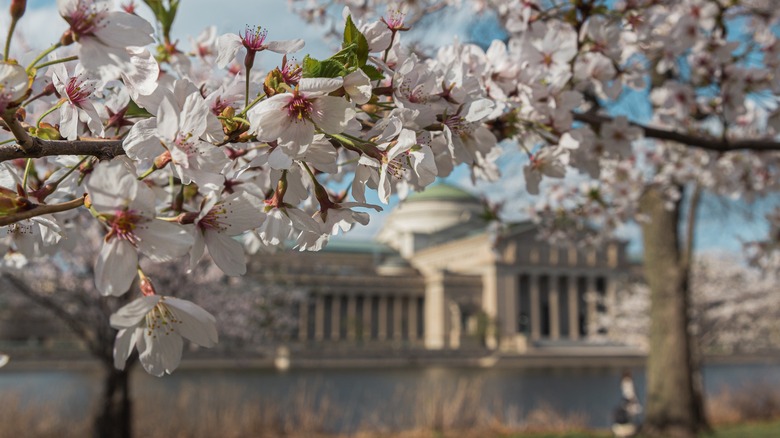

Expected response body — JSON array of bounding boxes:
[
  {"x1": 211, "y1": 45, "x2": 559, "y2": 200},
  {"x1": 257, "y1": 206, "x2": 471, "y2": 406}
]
[{"x1": 4, "y1": 0, "x2": 774, "y2": 258}]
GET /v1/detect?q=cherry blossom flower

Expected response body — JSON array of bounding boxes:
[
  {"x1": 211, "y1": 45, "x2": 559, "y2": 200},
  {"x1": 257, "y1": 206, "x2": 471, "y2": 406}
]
[
  {"x1": 86, "y1": 161, "x2": 193, "y2": 296},
  {"x1": 111, "y1": 293, "x2": 217, "y2": 377},
  {"x1": 124, "y1": 93, "x2": 228, "y2": 192},
  {"x1": 57, "y1": 0, "x2": 159, "y2": 96},
  {"x1": 353, "y1": 128, "x2": 437, "y2": 204},
  {"x1": 215, "y1": 26, "x2": 304, "y2": 69},
  {"x1": 51, "y1": 63, "x2": 103, "y2": 140},
  {"x1": 600, "y1": 116, "x2": 642, "y2": 158},
  {"x1": 523, "y1": 147, "x2": 567, "y2": 195},
  {"x1": 248, "y1": 79, "x2": 355, "y2": 155},
  {"x1": 188, "y1": 192, "x2": 265, "y2": 276}
]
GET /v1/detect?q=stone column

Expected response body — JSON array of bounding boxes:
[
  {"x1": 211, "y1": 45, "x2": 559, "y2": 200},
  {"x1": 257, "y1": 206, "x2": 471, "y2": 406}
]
[
  {"x1": 362, "y1": 296, "x2": 372, "y2": 341},
  {"x1": 331, "y1": 295, "x2": 341, "y2": 340},
  {"x1": 481, "y1": 267, "x2": 499, "y2": 349},
  {"x1": 314, "y1": 294, "x2": 325, "y2": 341},
  {"x1": 607, "y1": 277, "x2": 618, "y2": 336},
  {"x1": 424, "y1": 271, "x2": 446, "y2": 349},
  {"x1": 587, "y1": 276, "x2": 598, "y2": 337},
  {"x1": 549, "y1": 278, "x2": 560, "y2": 340},
  {"x1": 347, "y1": 294, "x2": 357, "y2": 341},
  {"x1": 530, "y1": 274, "x2": 541, "y2": 341},
  {"x1": 498, "y1": 270, "x2": 518, "y2": 345},
  {"x1": 377, "y1": 295, "x2": 388, "y2": 341},
  {"x1": 298, "y1": 299, "x2": 308, "y2": 341},
  {"x1": 568, "y1": 276, "x2": 579, "y2": 340},
  {"x1": 409, "y1": 296, "x2": 418, "y2": 342},
  {"x1": 394, "y1": 296, "x2": 404, "y2": 341}
]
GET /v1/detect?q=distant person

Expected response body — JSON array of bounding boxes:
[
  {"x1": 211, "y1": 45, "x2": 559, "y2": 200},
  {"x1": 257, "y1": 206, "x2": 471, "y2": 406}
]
[
  {"x1": 620, "y1": 370, "x2": 642, "y2": 417},
  {"x1": 611, "y1": 370, "x2": 641, "y2": 437},
  {"x1": 612, "y1": 400, "x2": 638, "y2": 437}
]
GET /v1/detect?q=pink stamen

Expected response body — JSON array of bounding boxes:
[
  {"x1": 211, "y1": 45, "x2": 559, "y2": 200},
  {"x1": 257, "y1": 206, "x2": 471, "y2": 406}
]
[
  {"x1": 241, "y1": 25, "x2": 268, "y2": 52},
  {"x1": 105, "y1": 209, "x2": 142, "y2": 245},
  {"x1": 64, "y1": 75, "x2": 93, "y2": 107},
  {"x1": 384, "y1": 10, "x2": 406, "y2": 30},
  {"x1": 65, "y1": 1, "x2": 104, "y2": 37},
  {"x1": 281, "y1": 57, "x2": 302, "y2": 86},
  {"x1": 285, "y1": 91, "x2": 313, "y2": 122},
  {"x1": 198, "y1": 207, "x2": 227, "y2": 231}
]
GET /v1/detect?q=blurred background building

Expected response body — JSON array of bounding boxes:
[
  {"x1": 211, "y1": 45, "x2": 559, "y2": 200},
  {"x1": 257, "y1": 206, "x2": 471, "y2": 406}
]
[{"x1": 251, "y1": 183, "x2": 632, "y2": 356}]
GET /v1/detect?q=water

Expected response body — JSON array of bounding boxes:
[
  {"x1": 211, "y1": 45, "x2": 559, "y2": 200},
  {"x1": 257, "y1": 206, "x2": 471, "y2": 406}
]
[{"x1": 1, "y1": 362, "x2": 779, "y2": 433}]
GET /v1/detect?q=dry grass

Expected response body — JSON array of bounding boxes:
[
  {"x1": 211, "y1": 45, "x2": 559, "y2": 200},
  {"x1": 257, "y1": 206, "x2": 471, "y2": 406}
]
[
  {"x1": 0, "y1": 394, "x2": 89, "y2": 438},
  {"x1": 0, "y1": 378, "x2": 590, "y2": 438},
  {"x1": 708, "y1": 383, "x2": 780, "y2": 426}
]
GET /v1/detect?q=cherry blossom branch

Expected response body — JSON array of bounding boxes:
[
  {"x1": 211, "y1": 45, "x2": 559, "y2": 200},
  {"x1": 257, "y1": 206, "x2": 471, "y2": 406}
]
[
  {"x1": 573, "y1": 112, "x2": 780, "y2": 152},
  {"x1": 0, "y1": 196, "x2": 85, "y2": 226},
  {"x1": 1, "y1": 113, "x2": 124, "y2": 162}
]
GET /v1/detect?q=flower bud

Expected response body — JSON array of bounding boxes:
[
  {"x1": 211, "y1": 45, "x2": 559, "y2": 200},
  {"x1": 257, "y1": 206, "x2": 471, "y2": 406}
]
[
  {"x1": 60, "y1": 29, "x2": 75, "y2": 46},
  {"x1": 42, "y1": 82, "x2": 56, "y2": 96},
  {"x1": 153, "y1": 150, "x2": 172, "y2": 169},
  {"x1": 138, "y1": 271, "x2": 157, "y2": 296},
  {"x1": 10, "y1": 0, "x2": 25, "y2": 20},
  {"x1": 0, "y1": 186, "x2": 30, "y2": 216}
]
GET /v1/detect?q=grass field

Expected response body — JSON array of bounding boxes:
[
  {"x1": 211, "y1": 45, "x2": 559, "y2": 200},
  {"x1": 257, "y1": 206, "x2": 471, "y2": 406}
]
[{"x1": 502, "y1": 419, "x2": 780, "y2": 438}]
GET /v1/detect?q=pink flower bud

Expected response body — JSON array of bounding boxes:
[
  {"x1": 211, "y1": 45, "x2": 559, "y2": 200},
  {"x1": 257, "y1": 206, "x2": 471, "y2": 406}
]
[{"x1": 10, "y1": 0, "x2": 25, "y2": 20}]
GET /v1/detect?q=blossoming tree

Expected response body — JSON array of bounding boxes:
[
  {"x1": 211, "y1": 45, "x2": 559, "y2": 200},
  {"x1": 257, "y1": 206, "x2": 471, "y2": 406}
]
[
  {"x1": 2, "y1": 220, "x2": 304, "y2": 438},
  {"x1": 2, "y1": 0, "x2": 780, "y2": 437}
]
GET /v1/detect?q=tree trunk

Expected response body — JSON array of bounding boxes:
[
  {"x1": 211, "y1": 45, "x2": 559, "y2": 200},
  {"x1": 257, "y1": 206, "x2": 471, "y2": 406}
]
[
  {"x1": 639, "y1": 187, "x2": 702, "y2": 438},
  {"x1": 93, "y1": 364, "x2": 132, "y2": 438}
]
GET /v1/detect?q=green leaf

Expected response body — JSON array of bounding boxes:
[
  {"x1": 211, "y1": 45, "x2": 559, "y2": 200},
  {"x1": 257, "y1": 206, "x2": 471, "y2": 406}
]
[
  {"x1": 361, "y1": 64, "x2": 384, "y2": 81},
  {"x1": 302, "y1": 56, "x2": 346, "y2": 79},
  {"x1": 343, "y1": 15, "x2": 369, "y2": 67},
  {"x1": 126, "y1": 100, "x2": 153, "y2": 118},
  {"x1": 302, "y1": 56, "x2": 321, "y2": 78},
  {"x1": 318, "y1": 60, "x2": 347, "y2": 78}
]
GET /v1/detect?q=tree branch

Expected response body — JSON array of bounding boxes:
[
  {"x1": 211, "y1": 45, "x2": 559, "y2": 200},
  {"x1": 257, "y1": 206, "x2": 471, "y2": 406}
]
[
  {"x1": 1, "y1": 112, "x2": 124, "y2": 162},
  {"x1": 0, "y1": 273, "x2": 98, "y2": 353},
  {"x1": 573, "y1": 112, "x2": 780, "y2": 152},
  {"x1": 0, "y1": 196, "x2": 85, "y2": 226}
]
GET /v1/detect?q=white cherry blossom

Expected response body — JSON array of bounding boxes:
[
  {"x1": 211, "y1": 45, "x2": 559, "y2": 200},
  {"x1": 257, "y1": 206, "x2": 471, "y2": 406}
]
[
  {"x1": 111, "y1": 294, "x2": 217, "y2": 377},
  {"x1": 57, "y1": 0, "x2": 159, "y2": 96},
  {"x1": 86, "y1": 161, "x2": 193, "y2": 296}
]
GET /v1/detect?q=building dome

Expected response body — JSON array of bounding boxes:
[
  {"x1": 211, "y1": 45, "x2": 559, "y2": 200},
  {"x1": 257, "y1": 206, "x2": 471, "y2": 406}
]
[
  {"x1": 405, "y1": 184, "x2": 480, "y2": 204},
  {"x1": 376, "y1": 183, "x2": 486, "y2": 257}
]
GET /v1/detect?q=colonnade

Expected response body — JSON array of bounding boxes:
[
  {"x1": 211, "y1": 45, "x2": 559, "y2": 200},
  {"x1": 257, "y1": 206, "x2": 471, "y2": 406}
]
[
  {"x1": 296, "y1": 294, "x2": 424, "y2": 342},
  {"x1": 515, "y1": 272, "x2": 617, "y2": 341}
]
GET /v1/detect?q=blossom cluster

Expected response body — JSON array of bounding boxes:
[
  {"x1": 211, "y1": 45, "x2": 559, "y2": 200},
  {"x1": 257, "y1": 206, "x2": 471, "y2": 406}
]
[{"x1": 2, "y1": 0, "x2": 780, "y2": 374}]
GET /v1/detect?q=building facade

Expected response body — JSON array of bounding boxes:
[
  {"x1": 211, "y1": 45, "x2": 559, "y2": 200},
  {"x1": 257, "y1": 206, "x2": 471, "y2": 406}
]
[{"x1": 250, "y1": 183, "x2": 631, "y2": 354}]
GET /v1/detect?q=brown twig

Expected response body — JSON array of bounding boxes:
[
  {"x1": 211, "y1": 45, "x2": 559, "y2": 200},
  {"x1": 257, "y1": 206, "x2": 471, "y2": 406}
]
[
  {"x1": 0, "y1": 196, "x2": 85, "y2": 226},
  {"x1": 1, "y1": 111, "x2": 124, "y2": 162}
]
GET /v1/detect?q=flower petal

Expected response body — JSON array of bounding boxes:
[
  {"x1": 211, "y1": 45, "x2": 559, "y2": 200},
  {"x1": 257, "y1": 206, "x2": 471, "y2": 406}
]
[
  {"x1": 265, "y1": 39, "x2": 305, "y2": 54},
  {"x1": 110, "y1": 295, "x2": 161, "y2": 328},
  {"x1": 165, "y1": 297, "x2": 218, "y2": 347},
  {"x1": 138, "y1": 327, "x2": 183, "y2": 377},
  {"x1": 113, "y1": 327, "x2": 139, "y2": 371},
  {"x1": 215, "y1": 33, "x2": 243, "y2": 69},
  {"x1": 205, "y1": 231, "x2": 246, "y2": 276},
  {"x1": 136, "y1": 220, "x2": 193, "y2": 262},
  {"x1": 95, "y1": 238, "x2": 138, "y2": 297}
]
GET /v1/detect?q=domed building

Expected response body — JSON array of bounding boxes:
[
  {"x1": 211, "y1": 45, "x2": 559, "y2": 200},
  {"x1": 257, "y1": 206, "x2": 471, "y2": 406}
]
[{"x1": 248, "y1": 182, "x2": 632, "y2": 355}]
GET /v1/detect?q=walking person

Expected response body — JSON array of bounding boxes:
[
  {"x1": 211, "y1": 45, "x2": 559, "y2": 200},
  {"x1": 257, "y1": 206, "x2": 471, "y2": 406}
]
[{"x1": 612, "y1": 370, "x2": 642, "y2": 437}]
